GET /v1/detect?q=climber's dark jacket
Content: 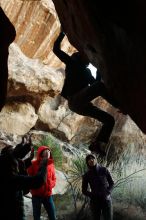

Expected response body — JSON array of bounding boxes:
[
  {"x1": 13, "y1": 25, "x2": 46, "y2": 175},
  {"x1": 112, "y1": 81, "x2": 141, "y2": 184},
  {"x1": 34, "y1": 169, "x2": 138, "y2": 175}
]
[{"x1": 53, "y1": 32, "x2": 95, "y2": 99}]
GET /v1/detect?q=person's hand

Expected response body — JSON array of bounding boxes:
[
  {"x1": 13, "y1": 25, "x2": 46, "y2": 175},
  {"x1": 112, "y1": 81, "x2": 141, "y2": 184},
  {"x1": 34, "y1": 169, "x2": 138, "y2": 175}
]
[
  {"x1": 22, "y1": 134, "x2": 32, "y2": 146},
  {"x1": 40, "y1": 158, "x2": 48, "y2": 167},
  {"x1": 14, "y1": 134, "x2": 33, "y2": 159},
  {"x1": 29, "y1": 147, "x2": 34, "y2": 160},
  {"x1": 100, "y1": 190, "x2": 109, "y2": 199},
  {"x1": 28, "y1": 133, "x2": 32, "y2": 145},
  {"x1": 21, "y1": 135, "x2": 27, "y2": 145}
]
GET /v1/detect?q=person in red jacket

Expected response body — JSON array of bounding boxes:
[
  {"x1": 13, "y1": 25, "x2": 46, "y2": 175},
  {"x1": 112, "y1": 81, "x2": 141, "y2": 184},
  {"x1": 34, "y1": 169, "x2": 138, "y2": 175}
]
[{"x1": 27, "y1": 146, "x2": 56, "y2": 220}]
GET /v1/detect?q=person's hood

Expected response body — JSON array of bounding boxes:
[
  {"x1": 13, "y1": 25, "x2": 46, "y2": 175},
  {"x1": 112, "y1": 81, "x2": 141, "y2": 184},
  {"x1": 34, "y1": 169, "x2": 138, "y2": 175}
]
[
  {"x1": 85, "y1": 154, "x2": 98, "y2": 169},
  {"x1": 36, "y1": 146, "x2": 53, "y2": 162}
]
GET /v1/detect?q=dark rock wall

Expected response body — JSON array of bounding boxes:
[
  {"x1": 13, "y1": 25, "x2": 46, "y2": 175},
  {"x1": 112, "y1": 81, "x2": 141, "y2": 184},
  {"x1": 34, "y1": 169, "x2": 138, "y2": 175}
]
[{"x1": 52, "y1": 0, "x2": 146, "y2": 133}]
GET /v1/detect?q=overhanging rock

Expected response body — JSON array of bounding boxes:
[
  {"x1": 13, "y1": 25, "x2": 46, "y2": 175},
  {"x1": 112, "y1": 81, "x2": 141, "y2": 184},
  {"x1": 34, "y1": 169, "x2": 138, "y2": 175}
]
[{"x1": 52, "y1": 0, "x2": 146, "y2": 133}]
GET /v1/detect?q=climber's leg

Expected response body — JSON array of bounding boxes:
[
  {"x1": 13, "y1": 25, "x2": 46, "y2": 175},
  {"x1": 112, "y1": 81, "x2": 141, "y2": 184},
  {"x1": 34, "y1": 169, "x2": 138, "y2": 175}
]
[
  {"x1": 68, "y1": 82, "x2": 119, "y2": 109},
  {"x1": 88, "y1": 107, "x2": 115, "y2": 156},
  {"x1": 84, "y1": 104, "x2": 115, "y2": 155},
  {"x1": 68, "y1": 99, "x2": 115, "y2": 155}
]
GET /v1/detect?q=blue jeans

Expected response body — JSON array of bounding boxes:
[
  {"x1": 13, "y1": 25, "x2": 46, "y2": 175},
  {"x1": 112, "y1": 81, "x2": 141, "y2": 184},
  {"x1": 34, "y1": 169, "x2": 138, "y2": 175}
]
[{"x1": 32, "y1": 195, "x2": 56, "y2": 220}]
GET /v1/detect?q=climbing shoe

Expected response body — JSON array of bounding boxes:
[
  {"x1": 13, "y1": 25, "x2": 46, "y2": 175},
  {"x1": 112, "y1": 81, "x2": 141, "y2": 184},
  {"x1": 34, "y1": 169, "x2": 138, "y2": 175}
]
[{"x1": 89, "y1": 141, "x2": 107, "y2": 157}]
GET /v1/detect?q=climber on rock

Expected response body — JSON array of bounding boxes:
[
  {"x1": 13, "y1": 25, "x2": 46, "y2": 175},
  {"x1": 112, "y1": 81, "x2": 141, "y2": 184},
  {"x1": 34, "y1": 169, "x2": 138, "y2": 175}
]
[
  {"x1": 53, "y1": 29, "x2": 119, "y2": 156},
  {"x1": 0, "y1": 7, "x2": 16, "y2": 111}
]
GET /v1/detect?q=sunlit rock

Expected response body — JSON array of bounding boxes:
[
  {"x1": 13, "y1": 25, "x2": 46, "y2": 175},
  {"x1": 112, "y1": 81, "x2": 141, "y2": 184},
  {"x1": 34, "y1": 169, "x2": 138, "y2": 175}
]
[
  {"x1": 8, "y1": 43, "x2": 64, "y2": 97},
  {"x1": 0, "y1": 103, "x2": 38, "y2": 135},
  {"x1": 37, "y1": 96, "x2": 97, "y2": 142}
]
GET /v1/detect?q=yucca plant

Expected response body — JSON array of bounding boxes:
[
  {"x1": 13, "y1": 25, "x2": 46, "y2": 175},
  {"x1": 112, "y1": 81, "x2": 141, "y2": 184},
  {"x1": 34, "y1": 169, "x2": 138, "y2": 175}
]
[
  {"x1": 67, "y1": 156, "x2": 87, "y2": 198},
  {"x1": 111, "y1": 145, "x2": 146, "y2": 213},
  {"x1": 64, "y1": 155, "x2": 87, "y2": 219}
]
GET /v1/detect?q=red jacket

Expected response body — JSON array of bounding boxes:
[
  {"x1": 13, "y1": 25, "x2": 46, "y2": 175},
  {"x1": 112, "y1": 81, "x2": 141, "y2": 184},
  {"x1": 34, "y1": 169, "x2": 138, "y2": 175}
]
[{"x1": 27, "y1": 146, "x2": 56, "y2": 197}]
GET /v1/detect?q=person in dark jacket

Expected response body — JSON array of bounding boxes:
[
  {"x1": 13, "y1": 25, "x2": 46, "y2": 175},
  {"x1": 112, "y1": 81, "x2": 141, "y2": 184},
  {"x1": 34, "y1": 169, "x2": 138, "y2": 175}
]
[
  {"x1": 0, "y1": 6, "x2": 16, "y2": 110},
  {"x1": 28, "y1": 146, "x2": 56, "y2": 220},
  {"x1": 0, "y1": 136, "x2": 47, "y2": 220},
  {"x1": 53, "y1": 30, "x2": 119, "y2": 156},
  {"x1": 1, "y1": 134, "x2": 35, "y2": 197},
  {"x1": 1, "y1": 134, "x2": 34, "y2": 170},
  {"x1": 82, "y1": 154, "x2": 114, "y2": 220}
]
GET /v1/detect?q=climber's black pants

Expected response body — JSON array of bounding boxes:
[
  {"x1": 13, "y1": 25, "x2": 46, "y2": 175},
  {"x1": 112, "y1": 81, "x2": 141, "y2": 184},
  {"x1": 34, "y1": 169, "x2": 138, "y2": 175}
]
[{"x1": 68, "y1": 82, "x2": 115, "y2": 143}]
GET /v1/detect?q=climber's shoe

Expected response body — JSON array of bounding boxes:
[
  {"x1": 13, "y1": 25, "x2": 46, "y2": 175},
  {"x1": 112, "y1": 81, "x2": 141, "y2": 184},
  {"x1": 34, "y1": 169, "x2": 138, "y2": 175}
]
[{"x1": 89, "y1": 141, "x2": 107, "y2": 157}]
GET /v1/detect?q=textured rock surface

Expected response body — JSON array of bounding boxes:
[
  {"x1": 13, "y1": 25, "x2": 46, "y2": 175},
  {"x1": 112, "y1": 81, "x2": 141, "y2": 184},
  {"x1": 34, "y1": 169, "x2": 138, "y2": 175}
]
[
  {"x1": 0, "y1": 102, "x2": 38, "y2": 135},
  {"x1": 52, "y1": 0, "x2": 146, "y2": 133},
  {"x1": 0, "y1": 0, "x2": 75, "y2": 67},
  {"x1": 8, "y1": 43, "x2": 64, "y2": 109},
  {"x1": 6, "y1": 42, "x2": 98, "y2": 142},
  {"x1": 38, "y1": 96, "x2": 97, "y2": 142}
]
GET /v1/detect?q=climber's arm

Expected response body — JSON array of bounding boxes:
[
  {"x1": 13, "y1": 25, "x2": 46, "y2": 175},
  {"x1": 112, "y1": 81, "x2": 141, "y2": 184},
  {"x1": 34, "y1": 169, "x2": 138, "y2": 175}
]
[{"x1": 53, "y1": 31, "x2": 71, "y2": 64}]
